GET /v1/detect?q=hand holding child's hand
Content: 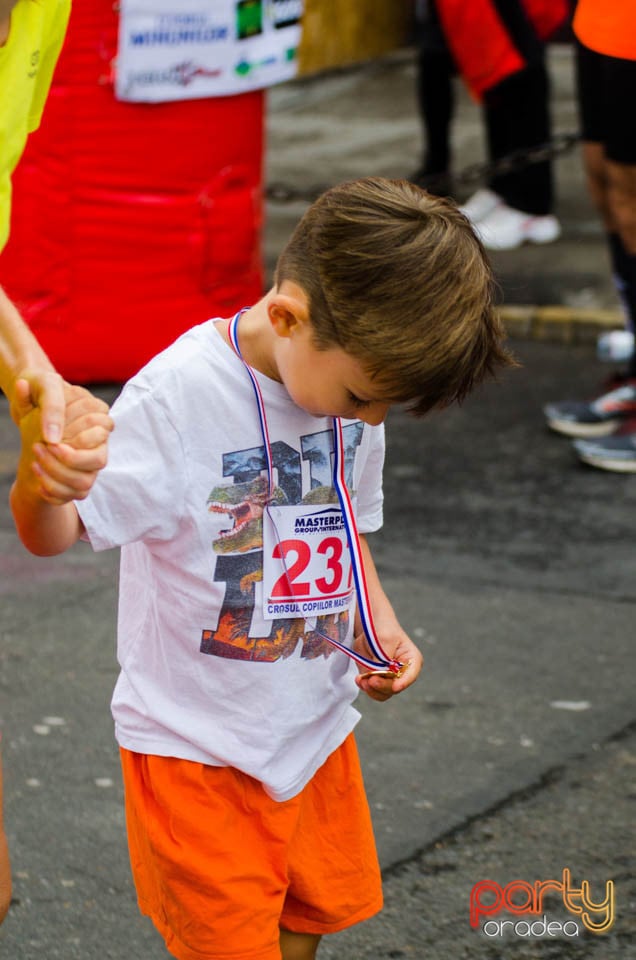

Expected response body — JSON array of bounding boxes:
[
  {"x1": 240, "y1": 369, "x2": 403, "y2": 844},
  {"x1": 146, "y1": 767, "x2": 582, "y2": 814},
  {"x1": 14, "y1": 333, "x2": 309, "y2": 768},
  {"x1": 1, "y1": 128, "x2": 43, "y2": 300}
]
[
  {"x1": 19, "y1": 383, "x2": 113, "y2": 506},
  {"x1": 354, "y1": 626, "x2": 423, "y2": 702},
  {"x1": 10, "y1": 370, "x2": 65, "y2": 443}
]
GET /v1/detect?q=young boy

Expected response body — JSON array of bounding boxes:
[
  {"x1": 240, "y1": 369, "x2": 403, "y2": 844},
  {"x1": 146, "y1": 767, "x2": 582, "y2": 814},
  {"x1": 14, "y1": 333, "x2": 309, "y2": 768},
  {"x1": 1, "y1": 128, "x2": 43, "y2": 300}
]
[{"x1": 11, "y1": 177, "x2": 514, "y2": 960}]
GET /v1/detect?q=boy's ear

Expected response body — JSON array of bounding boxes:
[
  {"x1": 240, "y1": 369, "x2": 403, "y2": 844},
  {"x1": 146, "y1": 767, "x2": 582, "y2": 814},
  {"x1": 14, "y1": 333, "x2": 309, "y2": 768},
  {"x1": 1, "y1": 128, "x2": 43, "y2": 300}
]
[{"x1": 268, "y1": 283, "x2": 310, "y2": 338}]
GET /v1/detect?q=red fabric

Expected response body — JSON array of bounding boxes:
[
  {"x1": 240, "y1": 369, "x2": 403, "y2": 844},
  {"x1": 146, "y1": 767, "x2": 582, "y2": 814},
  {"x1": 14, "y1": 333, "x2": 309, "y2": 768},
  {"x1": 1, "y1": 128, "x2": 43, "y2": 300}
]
[
  {"x1": 0, "y1": 3, "x2": 264, "y2": 383},
  {"x1": 436, "y1": 0, "x2": 569, "y2": 99}
]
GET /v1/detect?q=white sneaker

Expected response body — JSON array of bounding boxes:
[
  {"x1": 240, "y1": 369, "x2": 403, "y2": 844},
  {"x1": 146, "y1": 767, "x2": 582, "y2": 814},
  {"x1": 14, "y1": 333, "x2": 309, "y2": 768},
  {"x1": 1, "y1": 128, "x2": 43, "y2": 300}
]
[
  {"x1": 476, "y1": 203, "x2": 561, "y2": 251},
  {"x1": 459, "y1": 188, "x2": 502, "y2": 224}
]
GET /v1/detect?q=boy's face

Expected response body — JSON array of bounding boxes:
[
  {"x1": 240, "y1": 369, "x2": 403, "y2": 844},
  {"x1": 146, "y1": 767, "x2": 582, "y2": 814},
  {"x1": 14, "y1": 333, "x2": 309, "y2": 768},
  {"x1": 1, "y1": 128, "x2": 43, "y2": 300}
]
[{"x1": 275, "y1": 319, "x2": 391, "y2": 426}]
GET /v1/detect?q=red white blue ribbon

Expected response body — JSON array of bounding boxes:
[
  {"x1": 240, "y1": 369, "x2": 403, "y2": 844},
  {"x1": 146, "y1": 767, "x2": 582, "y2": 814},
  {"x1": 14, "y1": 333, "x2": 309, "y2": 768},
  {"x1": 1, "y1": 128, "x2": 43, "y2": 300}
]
[
  {"x1": 331, "y1": 415, "x2": 403, "y2": 674},
  {"x1": 228, "y1": 311, "x2": 403, "y2": 675},
  {"x1": 228, "y1": 312, "x2": 275, "y2": 500}
]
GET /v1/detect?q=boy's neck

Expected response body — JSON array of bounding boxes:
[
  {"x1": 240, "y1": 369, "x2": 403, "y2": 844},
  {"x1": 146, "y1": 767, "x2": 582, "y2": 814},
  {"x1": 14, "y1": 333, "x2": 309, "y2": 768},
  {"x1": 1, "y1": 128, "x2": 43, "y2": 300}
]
[{"x1": 221, "y1": 292, "x2": 281, "y2": 382}]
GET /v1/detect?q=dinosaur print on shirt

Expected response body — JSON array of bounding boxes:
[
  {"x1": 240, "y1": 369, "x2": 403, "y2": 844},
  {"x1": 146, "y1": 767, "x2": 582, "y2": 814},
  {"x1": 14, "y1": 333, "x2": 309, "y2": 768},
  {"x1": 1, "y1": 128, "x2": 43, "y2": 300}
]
[{"x1": 201, "y1": 423, "x2": 363, "y2": 663}]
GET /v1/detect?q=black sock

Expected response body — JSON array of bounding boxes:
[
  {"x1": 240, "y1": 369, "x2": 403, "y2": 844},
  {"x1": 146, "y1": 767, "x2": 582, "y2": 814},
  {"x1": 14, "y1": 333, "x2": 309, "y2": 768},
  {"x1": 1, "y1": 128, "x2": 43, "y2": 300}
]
[
  {"x1": 607, "y1": 233, "x2": 634, "y2": 331},
  {"x1": 607, "y1": 234, "x2": 636, "y2": 376}
]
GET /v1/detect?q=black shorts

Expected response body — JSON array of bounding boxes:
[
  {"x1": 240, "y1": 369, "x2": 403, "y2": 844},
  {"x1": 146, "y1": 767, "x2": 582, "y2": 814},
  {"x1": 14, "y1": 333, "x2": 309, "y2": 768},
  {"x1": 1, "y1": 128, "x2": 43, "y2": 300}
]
[{"x1": 576, "y1": 40, "x2": 636, "y2": 163}]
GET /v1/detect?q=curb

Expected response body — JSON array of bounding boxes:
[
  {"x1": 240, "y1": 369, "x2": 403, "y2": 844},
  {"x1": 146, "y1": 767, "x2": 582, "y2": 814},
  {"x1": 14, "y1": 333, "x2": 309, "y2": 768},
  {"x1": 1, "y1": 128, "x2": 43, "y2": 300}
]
[{"x1": 500, "y1": 305, "x2": 623, "y2": 344}]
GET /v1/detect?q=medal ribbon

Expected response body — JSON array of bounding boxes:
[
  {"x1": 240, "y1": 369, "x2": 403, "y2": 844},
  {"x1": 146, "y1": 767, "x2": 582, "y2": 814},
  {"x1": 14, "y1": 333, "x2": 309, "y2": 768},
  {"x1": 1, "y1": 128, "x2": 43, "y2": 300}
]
[
  {"x1": 331, "y1": 415, "x2": 403, "y2": 674},
  {"x1": 228, "y1": 311, "x2": 275, "y2": 500},
  {"x1": 228, "y1": 311, "x2": 403, "y2": 675}
]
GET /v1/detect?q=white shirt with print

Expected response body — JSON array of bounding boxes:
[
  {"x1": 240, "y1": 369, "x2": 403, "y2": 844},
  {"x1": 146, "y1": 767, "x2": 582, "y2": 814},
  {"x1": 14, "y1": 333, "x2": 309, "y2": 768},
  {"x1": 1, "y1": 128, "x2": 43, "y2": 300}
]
[{"x1": 77, "y1": 320, "x2": 385, "y2": 801}]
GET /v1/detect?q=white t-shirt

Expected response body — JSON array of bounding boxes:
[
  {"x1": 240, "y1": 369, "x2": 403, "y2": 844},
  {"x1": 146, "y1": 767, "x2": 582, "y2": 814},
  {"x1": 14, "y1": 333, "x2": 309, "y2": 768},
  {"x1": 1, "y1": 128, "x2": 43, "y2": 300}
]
[{"x1": 77, "y1": 320, "x2": 385, "y2": 801}]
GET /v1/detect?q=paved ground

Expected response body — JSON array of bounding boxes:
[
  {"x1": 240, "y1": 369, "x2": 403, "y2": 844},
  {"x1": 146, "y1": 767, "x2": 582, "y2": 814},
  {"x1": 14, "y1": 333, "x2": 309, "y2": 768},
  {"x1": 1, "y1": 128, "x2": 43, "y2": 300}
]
[
  {"x1": 264, "y1": 44, "x2": 617, "y2": 318},
  {"x1": 1, "y1": 42, "x2": 635, "y2": 960}
]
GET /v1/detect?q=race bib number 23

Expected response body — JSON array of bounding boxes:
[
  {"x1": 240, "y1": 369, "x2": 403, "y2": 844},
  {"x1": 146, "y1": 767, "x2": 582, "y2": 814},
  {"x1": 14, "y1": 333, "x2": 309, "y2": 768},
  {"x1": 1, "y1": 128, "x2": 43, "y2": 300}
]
[{"x1": 262, "y1": 503, "x2": 354, "y2": 620}]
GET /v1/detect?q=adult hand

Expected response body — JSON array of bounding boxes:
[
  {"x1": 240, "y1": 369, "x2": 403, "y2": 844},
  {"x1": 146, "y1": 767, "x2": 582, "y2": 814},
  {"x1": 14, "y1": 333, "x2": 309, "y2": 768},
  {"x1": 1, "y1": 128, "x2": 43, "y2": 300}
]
[
  {"x1": 10, "y1": 369, "x2": 66, "y2": 444},
  {"x1": 26, "y1": 383, "x2": 113, "y2": 506}
]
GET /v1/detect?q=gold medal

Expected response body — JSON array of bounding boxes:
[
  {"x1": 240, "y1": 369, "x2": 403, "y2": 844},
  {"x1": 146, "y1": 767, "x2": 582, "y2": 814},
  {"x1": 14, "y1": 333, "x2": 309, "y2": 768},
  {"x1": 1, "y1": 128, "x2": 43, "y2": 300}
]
[{"x1": 359, "y1": 661, "x2": 409, "y2": 681}]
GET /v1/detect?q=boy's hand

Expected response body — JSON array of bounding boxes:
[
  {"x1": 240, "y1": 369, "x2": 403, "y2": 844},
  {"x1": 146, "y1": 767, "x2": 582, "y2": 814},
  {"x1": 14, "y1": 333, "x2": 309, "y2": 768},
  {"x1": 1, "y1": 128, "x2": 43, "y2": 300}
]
[
  {"x1": 354, "y1": 627, "x2": 423, "y2": 702},
  {"x1": 19, "y1": 383, "x2": 113, "y2": 506}
]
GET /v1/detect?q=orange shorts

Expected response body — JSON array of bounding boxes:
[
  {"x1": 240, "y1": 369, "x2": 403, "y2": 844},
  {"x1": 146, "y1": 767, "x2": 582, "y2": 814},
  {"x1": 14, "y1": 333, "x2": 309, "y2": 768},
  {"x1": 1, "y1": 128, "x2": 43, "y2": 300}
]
[{"x1": 120, "y1": 734, "x2": 383, "y2": 960}]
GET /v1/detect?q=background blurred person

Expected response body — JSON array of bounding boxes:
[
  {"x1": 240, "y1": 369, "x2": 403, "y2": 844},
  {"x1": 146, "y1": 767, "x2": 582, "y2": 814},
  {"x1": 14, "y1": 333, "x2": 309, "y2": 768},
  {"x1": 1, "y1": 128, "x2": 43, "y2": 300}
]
[
  {"x1": 412, "y1": 0, "x2": 568, "y2": 251},
  {"x1": 0, "y1": 0, "x2": 114, "y2": 923},
  {"x1": 543, "y1": 0, "x2": 636, "y2": 472},
  {"x1": 0, "y1": 0, "x2": 71, "y2": 436}
]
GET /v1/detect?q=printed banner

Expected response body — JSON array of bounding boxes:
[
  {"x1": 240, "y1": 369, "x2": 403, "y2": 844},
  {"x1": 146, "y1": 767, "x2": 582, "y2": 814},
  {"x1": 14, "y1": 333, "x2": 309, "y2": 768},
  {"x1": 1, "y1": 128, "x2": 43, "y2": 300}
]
[{"x1": 116, "y1": 0, "x2": 303, "y2": 102}]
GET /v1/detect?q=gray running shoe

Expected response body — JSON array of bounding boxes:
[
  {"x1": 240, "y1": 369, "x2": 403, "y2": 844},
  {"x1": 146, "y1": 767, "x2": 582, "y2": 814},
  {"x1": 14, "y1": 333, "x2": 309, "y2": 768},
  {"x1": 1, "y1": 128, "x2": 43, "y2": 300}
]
[
  {"x1": 543, "y1": 380, "x2": 636, "y2": 438},
  {"x1": 573, "y1": 433, "x2": 636, "y2": 472}
]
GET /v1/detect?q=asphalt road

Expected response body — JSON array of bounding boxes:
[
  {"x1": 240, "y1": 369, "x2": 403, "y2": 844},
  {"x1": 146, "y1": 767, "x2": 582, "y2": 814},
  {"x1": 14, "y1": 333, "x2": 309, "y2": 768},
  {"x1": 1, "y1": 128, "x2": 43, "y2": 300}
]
[
  {"x1": 0, "y1": 335, "x2": 634, "y2": 959},
  {"x1": 1, "y1": 42, "x2": 635, "y2": 960}
]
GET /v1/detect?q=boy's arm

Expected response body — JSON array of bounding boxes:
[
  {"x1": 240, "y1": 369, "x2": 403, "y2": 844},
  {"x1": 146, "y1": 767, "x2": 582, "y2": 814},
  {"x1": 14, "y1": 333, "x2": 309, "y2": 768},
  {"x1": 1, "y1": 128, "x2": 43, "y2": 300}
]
[
  {"x1": 0, "y1": 287, "x2": 65, "y2": 443},
  {"x1": 354, "y1": 535, "x2": 424, "y2": 702},
  {"x1": 10, "y1": 385, "x2": 113, "y2": 556},
  {"x1": 10, "y1": 451, "x2": 84, "y2": 556}
]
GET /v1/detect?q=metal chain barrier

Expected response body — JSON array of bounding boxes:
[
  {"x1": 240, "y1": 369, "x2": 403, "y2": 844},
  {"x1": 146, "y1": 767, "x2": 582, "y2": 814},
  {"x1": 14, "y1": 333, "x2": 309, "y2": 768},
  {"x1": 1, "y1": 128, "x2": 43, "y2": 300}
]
[{"x1": 265, "y1": 131, "x2": 581, "y2": 204}]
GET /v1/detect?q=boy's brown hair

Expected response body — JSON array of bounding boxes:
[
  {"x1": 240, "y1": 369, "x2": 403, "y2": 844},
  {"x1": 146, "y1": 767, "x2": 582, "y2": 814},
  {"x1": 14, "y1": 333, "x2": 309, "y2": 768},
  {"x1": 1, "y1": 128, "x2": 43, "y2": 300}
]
[{"x1": 275, "y1": 177, "x2": 515, "y2": 416}]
